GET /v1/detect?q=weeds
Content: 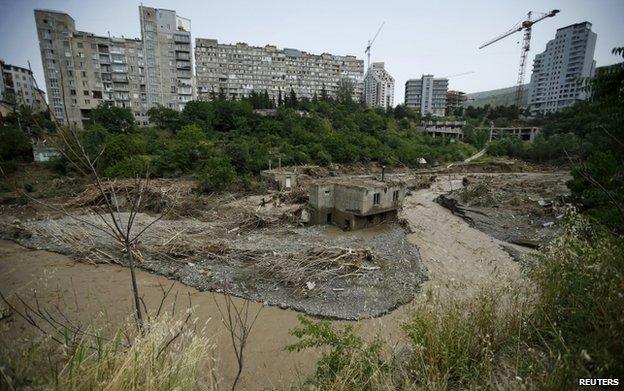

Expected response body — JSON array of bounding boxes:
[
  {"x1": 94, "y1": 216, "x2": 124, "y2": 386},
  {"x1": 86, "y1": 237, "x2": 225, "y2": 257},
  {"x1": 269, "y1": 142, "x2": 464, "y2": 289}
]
[
  {"x1": 1, "y1": 315, "x2": 215, "y2": 390},
  {"x1": 290, "y1": 215, "x2": 624, "y2": 389}
]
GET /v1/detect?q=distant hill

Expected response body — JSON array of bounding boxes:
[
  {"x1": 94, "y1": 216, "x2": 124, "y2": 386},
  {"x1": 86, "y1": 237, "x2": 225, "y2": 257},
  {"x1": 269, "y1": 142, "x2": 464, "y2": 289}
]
[{"x1": 464, "y1": 85, "x2": 529, "y2": 108}]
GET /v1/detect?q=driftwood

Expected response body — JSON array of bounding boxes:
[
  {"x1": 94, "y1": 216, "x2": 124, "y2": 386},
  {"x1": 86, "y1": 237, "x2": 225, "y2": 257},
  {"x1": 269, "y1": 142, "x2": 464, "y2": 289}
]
[{"x1": 253, "y1": 246, "x2": 377, "y2": 291}]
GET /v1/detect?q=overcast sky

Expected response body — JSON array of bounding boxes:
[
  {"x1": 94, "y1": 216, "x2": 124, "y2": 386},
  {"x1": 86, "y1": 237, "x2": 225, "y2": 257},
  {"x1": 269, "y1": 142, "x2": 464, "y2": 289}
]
[{"x1": 1, "y1": 0, "x2": 622, "y2": 103}]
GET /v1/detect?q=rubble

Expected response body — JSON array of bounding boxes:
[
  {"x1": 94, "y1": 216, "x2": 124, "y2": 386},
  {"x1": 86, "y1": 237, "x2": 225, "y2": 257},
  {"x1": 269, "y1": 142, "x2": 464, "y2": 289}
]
[{"x1": 436, "y1": 172, "x2": 571, "y2": 249}]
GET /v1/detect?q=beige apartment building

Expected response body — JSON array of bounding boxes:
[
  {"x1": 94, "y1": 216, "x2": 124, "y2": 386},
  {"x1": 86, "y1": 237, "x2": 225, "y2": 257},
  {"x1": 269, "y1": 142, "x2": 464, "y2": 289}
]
[
  {"x1": 0, "y1": 60, "x2": 46, "y2": 112},
  {"x1": 194, "y1": 39, "x2": 364, "y2": 102},
  {"x1": 34, "y1": 6, "x2": 191, "y2": 128}
]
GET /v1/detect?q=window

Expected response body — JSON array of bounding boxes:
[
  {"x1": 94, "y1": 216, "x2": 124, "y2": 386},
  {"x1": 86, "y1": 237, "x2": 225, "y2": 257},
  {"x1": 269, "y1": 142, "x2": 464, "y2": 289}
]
[
  {"x1": 373, "y1": 193, "x2": 380, "y2": 205},
  {"x1": 393, "y1": 190, "x2": 399, "y2": 202}
]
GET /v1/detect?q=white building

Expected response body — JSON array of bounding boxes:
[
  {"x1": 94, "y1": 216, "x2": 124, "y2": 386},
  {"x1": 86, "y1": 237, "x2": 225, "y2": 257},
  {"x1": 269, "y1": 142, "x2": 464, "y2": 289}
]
[
  {"x1": 405, "y1": 75, "x2": 448, "y2": 117},
  {"x1": 194, "y1": 39, "x2": 364, "y2": 102},
  {"x1": 363, "y1": 62, "x2": 394, "y2": 108},
  {"x1": 528, "y1": 21, "x2": 597, "y2": 115}
]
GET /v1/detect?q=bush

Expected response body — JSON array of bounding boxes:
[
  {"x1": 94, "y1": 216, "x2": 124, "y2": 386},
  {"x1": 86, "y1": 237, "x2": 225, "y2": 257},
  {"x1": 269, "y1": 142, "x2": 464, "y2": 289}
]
[
  {"x1": 104, "y1": 155, "x2": 152, "y2": 178},
  {"x1": 286, "y1": 315, "x2": 393, "y2": 389},
  {"x1": 0, "y1": 126, "x2": 32, "y2": 162},
  {"x1": 197, "y1": 157, "x2": 236, "y2": 193},
  {"x1": 528, "y1": 216, "x2": 624, "y2": 388}
]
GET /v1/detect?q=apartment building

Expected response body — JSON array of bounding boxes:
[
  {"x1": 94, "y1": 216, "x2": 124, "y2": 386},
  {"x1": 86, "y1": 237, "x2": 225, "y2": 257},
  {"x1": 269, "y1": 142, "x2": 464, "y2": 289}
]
[
  {"x1": 363, "y1": 62, "x2": 394, "y2": 109},
  {"x1": 34, "y1": 6, "x2": 192, "y2": 128},
  {"x1": 0, "y1": 60, "x2": 46, "y2": 112},
  {"x1": 139, "y1": 6, "x2": 193, "y2": 111},
  {"x1": 194, "y1": 39, "x2": 364, "y2": 102},
  {"x1": 528, "y1": 21, "x2": 597, "y2": 115},
  {"x1": 405, "y1": 75, "x2": 448, "y2": 117}
]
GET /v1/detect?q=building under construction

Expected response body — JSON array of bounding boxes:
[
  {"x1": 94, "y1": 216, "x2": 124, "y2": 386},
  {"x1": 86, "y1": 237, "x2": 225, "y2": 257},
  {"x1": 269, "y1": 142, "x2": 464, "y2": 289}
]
[{"x1": 308, "y1": 177, "x2": 406, "y2": 230}]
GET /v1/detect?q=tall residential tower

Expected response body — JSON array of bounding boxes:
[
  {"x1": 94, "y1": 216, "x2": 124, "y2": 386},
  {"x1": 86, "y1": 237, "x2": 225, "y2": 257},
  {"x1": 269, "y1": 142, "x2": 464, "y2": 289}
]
[
  {"x1": 34, "y1": 6, "x2": 192, "y2": 128},
  {"x1": 527, "y1": 22, "x2": 596, "y2": 115},
  {"x1": 405, "y1": 75, "x2": 448, "y2": 117},
  {"x1": 363, "y1": 62, "x2": 394, "y2": 108}
]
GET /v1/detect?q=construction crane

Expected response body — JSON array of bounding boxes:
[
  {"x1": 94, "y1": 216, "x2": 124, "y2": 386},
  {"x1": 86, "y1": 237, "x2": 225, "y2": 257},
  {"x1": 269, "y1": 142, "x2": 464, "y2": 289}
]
[
  {"x1": 479, "y1": 9, "x2": 559, "y2": 107},
  {"x1": 443, "y1": 71, "x2": 475, "y2": 79},
  {"x1": 365, "y1": 22, "x2": 385, "y2": 69}
]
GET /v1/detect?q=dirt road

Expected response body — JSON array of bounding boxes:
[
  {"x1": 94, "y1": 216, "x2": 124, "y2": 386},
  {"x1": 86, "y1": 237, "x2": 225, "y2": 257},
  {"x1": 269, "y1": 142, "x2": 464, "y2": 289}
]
[{"x1": 0, "y1": 174, "x2": 529, "y2": 389}]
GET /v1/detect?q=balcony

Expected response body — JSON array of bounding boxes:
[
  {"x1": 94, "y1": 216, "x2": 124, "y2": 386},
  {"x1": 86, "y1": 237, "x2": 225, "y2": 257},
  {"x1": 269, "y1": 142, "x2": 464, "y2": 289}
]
[
  {"x1": 173, "y1": 34, "x2": 190, "y2": 43},
  {"x1": 176, "y1": 61, "x2": 191, "y2": 70},
  {"x1": 112, "y1": 74, "x2": 129, "y2": 83}
]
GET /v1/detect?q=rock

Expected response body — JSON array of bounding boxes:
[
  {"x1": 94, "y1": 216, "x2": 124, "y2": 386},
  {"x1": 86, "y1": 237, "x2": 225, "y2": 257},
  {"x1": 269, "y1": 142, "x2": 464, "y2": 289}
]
[{"x1": 0, "y1": 302, "x2": 11, "y2": 320}]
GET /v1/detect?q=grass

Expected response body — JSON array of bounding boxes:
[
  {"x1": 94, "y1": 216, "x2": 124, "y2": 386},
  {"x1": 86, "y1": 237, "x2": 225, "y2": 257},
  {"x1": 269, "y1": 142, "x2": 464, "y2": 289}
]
[{"x1": 0, "y1": 315, "x2": 215, "y2": 390}]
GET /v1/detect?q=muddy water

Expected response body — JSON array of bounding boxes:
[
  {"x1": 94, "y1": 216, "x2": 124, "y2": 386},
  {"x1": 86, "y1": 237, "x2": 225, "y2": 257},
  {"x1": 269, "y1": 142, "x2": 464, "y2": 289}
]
[
  {"x1": 0, "y1": 175, "x2": 525, "y2": 389},
  {"x1": 0, "y1": 239, "x2": 412, "y2": 389}
]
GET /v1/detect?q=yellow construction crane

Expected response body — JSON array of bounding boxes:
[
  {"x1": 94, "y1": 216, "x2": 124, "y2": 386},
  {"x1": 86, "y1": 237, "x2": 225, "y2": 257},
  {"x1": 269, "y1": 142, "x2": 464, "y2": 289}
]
[{"x1": 479, "y1": 9, "x2": 559, "y2": 108}]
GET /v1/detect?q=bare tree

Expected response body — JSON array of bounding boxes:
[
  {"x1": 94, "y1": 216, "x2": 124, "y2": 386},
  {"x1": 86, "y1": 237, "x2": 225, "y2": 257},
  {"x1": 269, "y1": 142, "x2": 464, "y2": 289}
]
[
  {"x1": 213, "y1": 293, "x2": 262, "y2": 391},
  {"x1": 5, "y1": 72, "x2": 176, "y2": 329}
]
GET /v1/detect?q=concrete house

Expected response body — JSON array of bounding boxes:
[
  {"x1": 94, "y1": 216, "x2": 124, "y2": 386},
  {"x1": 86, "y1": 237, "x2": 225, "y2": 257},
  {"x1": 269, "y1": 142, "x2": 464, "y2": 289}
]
[
  {"x1": 308, "y1": 178, "x2": 406, "y2": 230},
  {"x1": 260, "y1": 168, "x2": 297, "y2": 190}
]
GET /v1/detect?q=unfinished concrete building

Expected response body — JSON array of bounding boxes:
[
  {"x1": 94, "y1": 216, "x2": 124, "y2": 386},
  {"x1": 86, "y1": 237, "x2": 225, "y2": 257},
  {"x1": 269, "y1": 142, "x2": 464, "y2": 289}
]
[
  {"x1": 308, "y1": 178, "x2": 406, "y2": 230},
  {"x1": 261, "y1": 168, "x2": 298, "y2": 190}
]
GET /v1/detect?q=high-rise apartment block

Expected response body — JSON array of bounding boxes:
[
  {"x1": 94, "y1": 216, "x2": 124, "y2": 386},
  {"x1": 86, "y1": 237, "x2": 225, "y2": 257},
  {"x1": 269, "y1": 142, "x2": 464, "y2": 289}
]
[
  {"x1": 405, "y1": 75, "x2": 448, "y2": 117},
  {"x1": 528, "y1": 21, "x2": 596, "y2": 115},
  {"x1": 34, "y1": 6, "x2": 191, "y2": 128},
  {"x1": 0, "y1": 60, "x2": 46, "y2": 112},
  {"x1": 139, "y1": 6, "x2": 193, "y2": 111},
  {"x1": 363, "y1": 62, "x2": 394, "y2": 108},
  {"x1": 194, "y1": 39, "x2": 363, "y2": 102}
]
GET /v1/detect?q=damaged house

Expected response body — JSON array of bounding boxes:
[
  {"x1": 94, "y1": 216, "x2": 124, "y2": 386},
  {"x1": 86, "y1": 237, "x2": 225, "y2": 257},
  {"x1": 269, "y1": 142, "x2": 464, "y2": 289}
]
[
  {"x1": 308, "y1": 177, "x2": 406, "y2": 230},
  {"x1": 260, "y1": 168, "x2": 298, "y2": 190}
]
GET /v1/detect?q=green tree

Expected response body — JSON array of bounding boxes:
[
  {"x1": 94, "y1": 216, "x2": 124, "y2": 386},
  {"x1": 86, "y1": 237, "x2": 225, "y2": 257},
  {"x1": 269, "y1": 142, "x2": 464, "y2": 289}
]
[
  {"x1": 198, "y1": 156, "x2": 236, "y2": 192},
  {"x1": 90, "y1": 104, "x2": 136, "y2": 133},
  {"x1": 147, "y1": 105, "x2": 182, "y2": 131}
]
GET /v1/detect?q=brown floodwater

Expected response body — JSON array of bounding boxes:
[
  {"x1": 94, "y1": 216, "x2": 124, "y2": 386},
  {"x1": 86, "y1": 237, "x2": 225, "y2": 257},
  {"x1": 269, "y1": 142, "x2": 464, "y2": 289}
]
[{"x1": 0, "y1": 239, "x2": 413, "y2": 390}]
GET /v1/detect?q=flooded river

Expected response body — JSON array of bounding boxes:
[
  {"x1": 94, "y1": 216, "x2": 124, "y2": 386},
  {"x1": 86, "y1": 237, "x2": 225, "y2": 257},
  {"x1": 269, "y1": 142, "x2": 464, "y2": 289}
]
[{"x1": 0, "y1": 175, "x2": 527, "y2": 388}]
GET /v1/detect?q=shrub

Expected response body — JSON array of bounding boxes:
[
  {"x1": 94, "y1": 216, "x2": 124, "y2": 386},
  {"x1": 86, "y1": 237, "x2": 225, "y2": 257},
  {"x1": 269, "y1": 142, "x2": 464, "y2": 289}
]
[
  {"x1": 197, "y1": 157, "x2": 236, "y2": 193},
  {"x1": 104, "y1": 155, "x2": 152, "y2": 178},
  {"x1": 286, "y1": 315, "x2": 394, "y2": 390},
  {"x1": 528, "y1": 215, "x2": 624, "y2": 388},
  {"x1": 0, "y1": 126, "x2": 32, "y2": 162}
]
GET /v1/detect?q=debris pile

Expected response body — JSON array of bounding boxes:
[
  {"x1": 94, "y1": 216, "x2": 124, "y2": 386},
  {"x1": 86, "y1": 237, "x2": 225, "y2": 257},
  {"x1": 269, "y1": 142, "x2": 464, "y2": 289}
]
[
  {"x1": 436, "y1": 172, "x2": 571, "y2": 248},
  {"x1": 69, "y1": 179, "x2": 191, "y2": 212},
  {"x1": 253, "y1": 246, "x2": 378, "y2": 291}
]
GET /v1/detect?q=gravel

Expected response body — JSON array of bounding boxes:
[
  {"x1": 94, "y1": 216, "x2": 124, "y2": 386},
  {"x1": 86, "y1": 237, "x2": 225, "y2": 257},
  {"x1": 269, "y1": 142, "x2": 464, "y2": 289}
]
[{"x1": 1, "y1": 214, "x2": 426, "y2": 320}]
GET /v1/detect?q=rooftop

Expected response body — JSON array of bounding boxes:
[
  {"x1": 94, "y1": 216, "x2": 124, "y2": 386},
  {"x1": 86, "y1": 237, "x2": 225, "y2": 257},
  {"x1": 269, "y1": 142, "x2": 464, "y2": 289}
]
[{"x1": 312, "y1": 176, "x2": 404, "y2": 189}]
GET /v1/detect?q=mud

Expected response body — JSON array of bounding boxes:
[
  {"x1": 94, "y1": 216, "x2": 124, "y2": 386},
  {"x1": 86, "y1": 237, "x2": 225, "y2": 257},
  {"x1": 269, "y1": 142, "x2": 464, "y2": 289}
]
[{"x1": 435, "y1": 172, "x2": 571, "y2": 253}]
